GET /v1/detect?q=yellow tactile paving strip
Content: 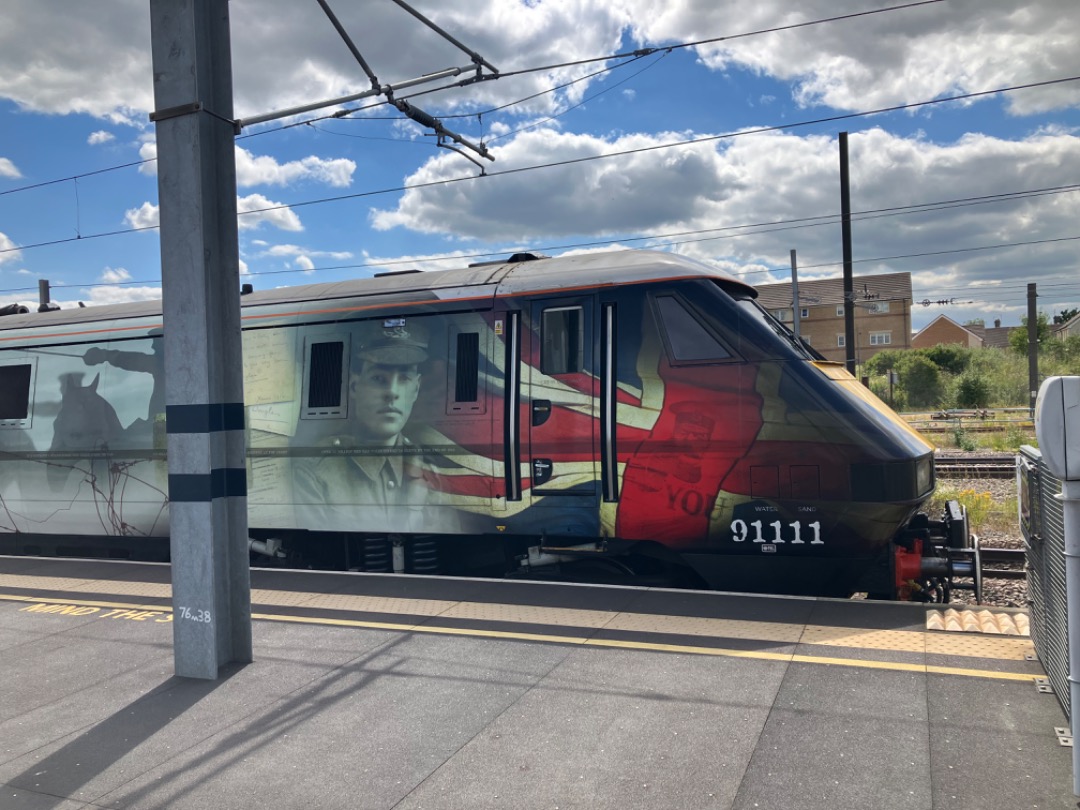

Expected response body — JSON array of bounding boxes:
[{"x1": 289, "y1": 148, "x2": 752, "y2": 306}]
[
  {"x1": 926, "y1": 608, "x2": 1029, "y2": 636},
  {"x1": 0, "y1": 571, "x2": 1037, "y2": 668}
]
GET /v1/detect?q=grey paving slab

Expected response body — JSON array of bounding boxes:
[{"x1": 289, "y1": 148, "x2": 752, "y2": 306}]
[
  {"x1": 731, "y1": 659, "x2": 932, "y2": 810},
  {"x1": 0, "y1": 629, "x2": 169, "y2": 724},
  {"x1": 0, "y1": 621, "x2": 396, "y2": 769},
  {"x1": 1, "y1": 558, "x2": 1075, "y2": 810},
  {"x1": 397, "y1": 645, "x2": 790, "y2": 810},
  {"x1": 733, "y1": 708, "x2": 931, "y2": 810},
  {"x1": 0, "y1": 626, "x2": 43, "y2": 652},
  {"x1": 927, "y1": 674, "x2": 1074, "y2": 810},
  {"x1": 0, "y1": 787, "x2": 90, "y2": 809},
  {"x1": 90, "y1": 633, "x2": 574, "y2": 810},
  {"x1": 772, "y1": 659, "x2": 929, "y2": 721}
]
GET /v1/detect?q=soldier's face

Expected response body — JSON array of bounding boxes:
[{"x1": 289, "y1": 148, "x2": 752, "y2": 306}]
[{"x1": 351, "y1": 361, "x2": 420, "y2": 444}]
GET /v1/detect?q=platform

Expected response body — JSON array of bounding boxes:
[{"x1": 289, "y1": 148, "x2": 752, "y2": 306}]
[{"x1": 0, "y1": 555, "x2": 1073, "y2": 809}]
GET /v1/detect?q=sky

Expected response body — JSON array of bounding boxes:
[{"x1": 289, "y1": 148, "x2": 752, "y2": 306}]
[{"x1": 0, "y1": 0, "x2": 1078, "y2": 333}]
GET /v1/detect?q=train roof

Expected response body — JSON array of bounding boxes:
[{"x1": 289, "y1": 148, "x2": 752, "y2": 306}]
[{"x1": 0, "y1": 249, "x2": 755, "y2": 332}]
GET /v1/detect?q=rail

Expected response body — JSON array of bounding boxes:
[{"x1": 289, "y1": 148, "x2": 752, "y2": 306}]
[{"x1": 935, "y1": 454, "x2": 1016, "y2": 479}]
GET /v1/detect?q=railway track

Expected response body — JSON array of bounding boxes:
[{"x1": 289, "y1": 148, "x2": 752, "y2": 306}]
[{"x1": 934, "y1": 454, "x2": 1016, "y2": 479}]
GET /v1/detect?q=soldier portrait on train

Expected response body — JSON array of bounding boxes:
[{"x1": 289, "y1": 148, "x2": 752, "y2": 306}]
[{"x1": 292, "y1": 318, "x2": 460, "y2": 534}]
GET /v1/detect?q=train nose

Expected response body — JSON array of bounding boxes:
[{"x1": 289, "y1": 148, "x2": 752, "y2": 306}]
[{"x1": 850, "y1": 455, "x2": 934, "y2": 502}]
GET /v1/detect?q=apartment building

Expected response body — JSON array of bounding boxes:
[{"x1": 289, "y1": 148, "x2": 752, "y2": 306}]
[{"x1": 754, "y1": 271, "x2": 913, "y2": 364}]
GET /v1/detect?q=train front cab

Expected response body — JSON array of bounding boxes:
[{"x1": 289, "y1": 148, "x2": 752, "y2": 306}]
[{"x1": 513, "y1": 272, "x2": 941, "y2": 599}]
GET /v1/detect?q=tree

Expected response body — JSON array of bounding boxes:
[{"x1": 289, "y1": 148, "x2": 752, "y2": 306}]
[
  {"x1": 1009, "y1": 312, "x2": 1051, "y2": 355},
  {"x1": 955, "y1": 373, "x2": 990, "y2": 408},
  {"x1": 922, "y1": 344, "x2": 970, "y2": 375},
  {"x1": 1054, "y1": 307, "x2": 1079, "y2": 326},
  {"x1": 896, "y1": 354, "x2": 942, "y2": 408},
  {"x1": 964, "y1": 318, "x2": 985, "y2": 328},
  {"x1": 863, "y1": 349, "x2": 904, "y2": 377}
]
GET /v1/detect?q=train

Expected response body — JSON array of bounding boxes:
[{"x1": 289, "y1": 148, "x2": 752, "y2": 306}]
[{"x1": 0, "y1": 248, "x2": 975, "y2": 600}]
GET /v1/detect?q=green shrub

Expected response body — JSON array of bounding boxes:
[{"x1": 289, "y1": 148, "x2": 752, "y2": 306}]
[
  {"x1": 951, "y1": 428, "x2": 978, "y2": 452},
  {"x1": 955, "y1": 374, "x2": 990, "y2": 408}
]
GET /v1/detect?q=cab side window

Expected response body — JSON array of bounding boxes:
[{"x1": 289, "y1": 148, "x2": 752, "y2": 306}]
[
  {"x1": 653, "y1": 295, "x2": 732, "y2": 363},
  {"x1": 541, "y1": 307, "x2": 583, "y2": 374}
]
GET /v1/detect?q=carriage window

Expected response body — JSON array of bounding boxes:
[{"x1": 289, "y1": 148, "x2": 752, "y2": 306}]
[
  {"x1": 541, "y1": 307, "x2": 583, "y2": 374},
  {"x1": 302, "y1": 336, "x2": 349, "y2": 419},
  {"x1": 447, "y1": 329, "x2": 485, "y2": 414},
  {"x1": 308, "y1": 342, "x2": 344, "y2": 408},
  {"x1": 654, "y1": 296, "x2": 731, "y2": 362},
  {"x1": 455, "y1": 332, "x2": 480, "y2": 402},
  {"x1": 0, "y1": 364, "x2": 32, "y2": 420}
]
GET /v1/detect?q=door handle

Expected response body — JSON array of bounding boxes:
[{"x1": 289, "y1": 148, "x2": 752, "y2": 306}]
[{"x1": 532, "y1": 399, "x2": 551, "y2": 426}]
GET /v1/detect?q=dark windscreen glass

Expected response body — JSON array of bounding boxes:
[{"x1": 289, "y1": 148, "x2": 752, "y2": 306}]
[{"x1": 654, "y1": 296, "x2": 731, "y2": 362}]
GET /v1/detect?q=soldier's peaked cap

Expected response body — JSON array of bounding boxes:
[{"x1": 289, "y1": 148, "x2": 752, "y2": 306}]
[{"x1": 356, "y1": 319, "x2": 428, "y2": 365}]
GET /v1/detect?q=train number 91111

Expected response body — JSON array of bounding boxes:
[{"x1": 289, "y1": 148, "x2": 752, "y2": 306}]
[{"x1": 730, "y1": 519, "x2": 824, "y2": 545}]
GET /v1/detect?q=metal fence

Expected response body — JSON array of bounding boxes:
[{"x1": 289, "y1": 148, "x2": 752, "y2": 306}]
[{"x1": 1019, "y1": 446, "x2": 1070, "y2": 718}]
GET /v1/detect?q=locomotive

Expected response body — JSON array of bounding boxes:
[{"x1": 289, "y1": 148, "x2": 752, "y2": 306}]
[{"x1": 0, "y1": 249, "x2": 973, "y2": 600}]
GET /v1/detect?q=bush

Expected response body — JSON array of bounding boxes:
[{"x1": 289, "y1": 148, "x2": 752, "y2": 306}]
[
  {"x1": 955, "y1": 373, "x2": 990, "y2": 408},
  {"x1": 951, "y1": 428, "x2": 978, "y2": 452},
  {"x1": 896, "y1": 354, "x2": 942, "y2": 408},
  {"x1": 923, "y1": 344, "x2": 971, "y2": 375}
]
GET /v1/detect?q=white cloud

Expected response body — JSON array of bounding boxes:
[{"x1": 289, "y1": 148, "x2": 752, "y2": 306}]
[
  {"x1": 237, "y1": 194, "x2": 303, "y2": 231},
  {"x1": 1, "y1": 0, "x2": 1075, "y2": 125},
  {"x1": 124, "y1": 202, "x2": 159, "y2": 229},
  {"x1": 88, "y1": 130, "x2": 115, "y2": 145},
  {"x1": 370, "y1": 125, "x2": 1080, "y2": 328},
  {"x1": 124, "y1": 196, "x2": 304, "y2": 232},
  {"x1": 136, "y1": 142, "x2": 355, "y2": 188},
  {"x1": 294, "y1": 255, "x2": 315, "y2": 272},
  {"x1": 0, "y1": 231, "x2": 21, "y2": 265},
  {"x1": 235, "y1": 147, "x2": 355, "y2": 188},
  {"x1": 81, "y1": 285, "x2": 162, "y2": 306},
  {"x1": 0, "y1": 157, "x2": 20, "y2": 178},
  {"x1": 262, "y1": 244, "x2": 353, "y2": 260},
  {"x1": 371, "y1": 126, "x2": 742, "y2": 239},
  {"x1": 100, "y1": 266, "x2": 132, "y2": 283},
  {"x1": 623, "y1": 0, "x2": 1080, "y2": 115},
  {"x1": 138, "y1": 139, "x2": 156, "y2": 174}
]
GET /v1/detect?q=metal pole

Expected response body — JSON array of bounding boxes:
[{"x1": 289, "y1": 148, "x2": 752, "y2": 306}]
[
  {"x1": 150, "y1": 0, "x2": 252, "y2": 679},
  {"x1": 790, "y1": 249, "x2": 801, "y2": 339},
  {"x1": 1062, "y1": 477, "x2": 1080, "y2": 796},
  {"x1": 839, "y1": 132, "x2": 856, "y2": 374},
  {"x1": 1028, "y1": 283, "x2": 1039, "y2": 416}
]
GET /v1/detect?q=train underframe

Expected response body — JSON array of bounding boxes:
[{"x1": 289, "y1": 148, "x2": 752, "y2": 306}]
[{"x1": 0, "y1": 499, "x2": 981, "y2": 602}]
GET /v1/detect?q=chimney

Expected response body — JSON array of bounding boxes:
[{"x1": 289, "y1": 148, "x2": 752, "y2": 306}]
[{"x1": 994, "y1": 319, "x2": 1001, "y2": 328}]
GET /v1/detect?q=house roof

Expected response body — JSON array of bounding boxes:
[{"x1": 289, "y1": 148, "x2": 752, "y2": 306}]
[
  {"x1": 980, "y1": 325, "x2": 1017, "y2": 349},
  {"x1": 912, "y1": 314, "x2": 984, "y2": 343},
  {"x1": 755, "y1": 271, "x2": 913, "y2": 310}
]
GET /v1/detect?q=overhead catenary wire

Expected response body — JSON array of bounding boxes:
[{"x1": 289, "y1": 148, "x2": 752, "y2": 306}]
[{"x1": 0, "y1": 0, "x2": 949, "y2": 195}]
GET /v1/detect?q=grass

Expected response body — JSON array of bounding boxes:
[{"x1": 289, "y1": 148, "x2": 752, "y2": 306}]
[{"x1": 927, "y1": 483, "x2": 1018, "y2": 536}]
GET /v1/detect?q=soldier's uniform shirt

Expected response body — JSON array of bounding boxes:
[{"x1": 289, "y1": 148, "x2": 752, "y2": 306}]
[{"x1": 293, "y1": 435, "x2": 456, "y2": 534}]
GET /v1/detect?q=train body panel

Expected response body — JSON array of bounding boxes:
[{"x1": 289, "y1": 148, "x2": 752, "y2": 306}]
[{"x1": 0, "y1": 250, "x2": 938, "y2": 597}]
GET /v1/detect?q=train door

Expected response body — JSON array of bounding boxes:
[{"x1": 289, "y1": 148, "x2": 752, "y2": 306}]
[{"x1": 524, "y1": 297, "x2": 599, "y2": 523}]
